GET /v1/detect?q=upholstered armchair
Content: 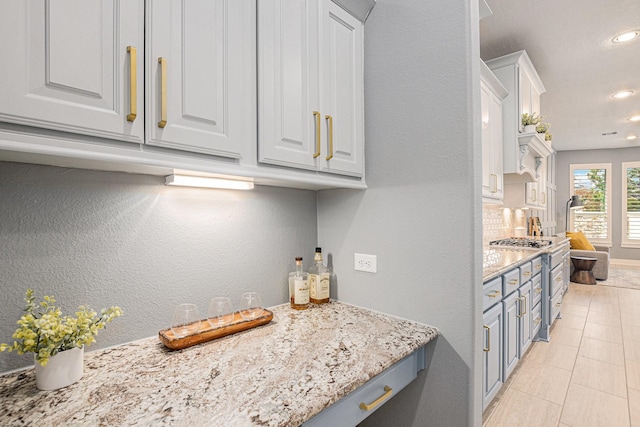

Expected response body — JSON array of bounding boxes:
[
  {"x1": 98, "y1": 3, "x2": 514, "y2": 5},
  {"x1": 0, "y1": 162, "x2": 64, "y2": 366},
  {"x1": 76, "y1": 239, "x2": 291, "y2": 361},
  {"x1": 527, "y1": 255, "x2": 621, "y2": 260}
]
[{"x1": 555, "y1": 233, "x2": 610, "y2": 281}]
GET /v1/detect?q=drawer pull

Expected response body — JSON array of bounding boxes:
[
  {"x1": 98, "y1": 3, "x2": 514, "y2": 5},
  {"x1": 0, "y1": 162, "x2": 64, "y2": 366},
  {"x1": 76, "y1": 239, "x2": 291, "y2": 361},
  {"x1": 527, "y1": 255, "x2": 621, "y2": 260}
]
[
  {"x1": 534, "y1": 287, "x2": 542, "y2": 294},
  {"x1": 509, "y1": 279, "x2": 518, "y2": 285},
  {"x1": 483, "y1": 325, "x2": 490, "y2": 352},
  {"x1": 535, "y1": 264, "x2": 542, "y2": 269},
  {"x1": 325, "y1": 115, "x2": 334, "y2": 161},
  {"x1": 158, "y1": 57, "x2": 167, "y2": 128},
  {"x1": 487, "y1": 290, "x2": 501, "y2": 298},
  {"x1": 360, "y1": 386, "x2": 393, "y2": 411},
  {"x1": 312, "y1": 111, "x2": 322, "y2": 158},
  {"x1": 555, "y1": 302, "x2": 562, "y2": 307},
  {"x1": 534, "y1": 317, "x2": 541, "y2": 325},
  {"x1": 523, "y1": 271, "x2": 532, "y2": 277},
  {"x1": 555, "y1": 277, "x2": 562, "y2": 282}
]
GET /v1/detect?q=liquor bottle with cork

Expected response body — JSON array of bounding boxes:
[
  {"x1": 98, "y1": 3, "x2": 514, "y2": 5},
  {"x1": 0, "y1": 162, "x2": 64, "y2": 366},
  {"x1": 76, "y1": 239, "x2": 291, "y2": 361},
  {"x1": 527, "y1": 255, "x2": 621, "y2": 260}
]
[
  {"x1": 289, "y1": 257, "x2": 309, "y2": 310},
  {"x1": 308, "y1": 247, "x2": 330, "y2": 304}
]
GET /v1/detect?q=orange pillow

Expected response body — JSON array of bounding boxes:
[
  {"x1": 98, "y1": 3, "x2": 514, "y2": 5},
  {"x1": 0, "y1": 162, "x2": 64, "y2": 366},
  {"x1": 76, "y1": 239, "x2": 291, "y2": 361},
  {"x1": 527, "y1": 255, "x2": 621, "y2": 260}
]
[{"x1": 566, "y1": 231, "x2": 595, "y2": 251}]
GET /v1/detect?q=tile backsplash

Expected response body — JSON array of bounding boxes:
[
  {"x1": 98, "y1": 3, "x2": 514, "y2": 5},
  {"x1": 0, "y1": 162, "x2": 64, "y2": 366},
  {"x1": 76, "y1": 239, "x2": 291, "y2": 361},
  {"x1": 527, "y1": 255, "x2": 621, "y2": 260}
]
[{"x1": 482, "y1": 205, "x2": 528, "y2": 244}]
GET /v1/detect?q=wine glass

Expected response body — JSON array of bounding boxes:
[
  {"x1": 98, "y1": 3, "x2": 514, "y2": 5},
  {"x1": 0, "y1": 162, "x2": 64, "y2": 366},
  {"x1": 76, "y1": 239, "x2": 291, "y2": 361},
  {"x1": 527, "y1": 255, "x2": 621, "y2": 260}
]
[
  {"x1": 208, "y1": 297, "x2": 234, "y2": 328},
  {"x1": 171, "y1": 303, "x2": 201, "y2": 338},
  {"x1": 239, "y1": 292, "x2": 264, "y2": 320}
]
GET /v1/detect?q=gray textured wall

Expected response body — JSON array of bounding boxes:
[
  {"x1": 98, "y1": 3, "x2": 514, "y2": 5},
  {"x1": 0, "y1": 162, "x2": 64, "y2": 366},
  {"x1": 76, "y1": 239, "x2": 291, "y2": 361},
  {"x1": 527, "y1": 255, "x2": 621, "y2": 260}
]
[
  {"x1": 556, "y1": 147, "x2": 640, "y2": 260},
  {"x1": 318, "y1": 0, "x2": 483, "y2": 426},
  {"x1": 0, "y1": 161, "x2": 317, "y2": 373}
]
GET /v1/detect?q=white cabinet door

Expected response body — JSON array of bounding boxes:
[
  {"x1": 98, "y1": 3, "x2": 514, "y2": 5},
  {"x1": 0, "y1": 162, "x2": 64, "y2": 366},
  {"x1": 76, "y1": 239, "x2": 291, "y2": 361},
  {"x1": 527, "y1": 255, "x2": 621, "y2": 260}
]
[
  {"x1": 258, "y1": 0, "x2": 320, "y2": 170},
  {"x1": 146, "y1": 0, "x2": 255, "y2": 159},
  {"x1": 258, "y1": 0, "x2": 364, "y2": 177},
  {"x1": 319, "y1": 0, "x2": 364, "y2": 177},
  {"x1": 483, "y1": 303, "x2": 503, "y2": 410},
  {"x1": 481, "y1": 83, "x2": 494, "y2": 198},
  {"x1": 0, "y1": 0, "x2": 144, "y2": 143},
  {"x1": 489, "y1": 91, "x2": 504, "y2": 198}
]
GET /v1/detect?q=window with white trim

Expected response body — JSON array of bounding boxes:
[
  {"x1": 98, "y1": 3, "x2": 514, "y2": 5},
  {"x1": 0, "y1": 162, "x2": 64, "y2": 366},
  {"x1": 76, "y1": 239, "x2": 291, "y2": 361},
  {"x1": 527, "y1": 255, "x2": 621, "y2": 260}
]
[
  {"x1": 622, "y1": 162, "x2": 640, "y2": 248},
  {"x1": 569, "y1": 163, "x2": 612, "y2": 245}
]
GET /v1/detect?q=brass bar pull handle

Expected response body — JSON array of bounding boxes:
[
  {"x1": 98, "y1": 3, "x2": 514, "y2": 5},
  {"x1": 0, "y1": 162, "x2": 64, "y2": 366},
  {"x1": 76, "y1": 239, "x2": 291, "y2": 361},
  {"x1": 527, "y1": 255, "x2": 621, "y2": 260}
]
[
  {"x1": 522, "y1": 296, "x2": 527, "y2": 315},
  {"x1": 555, "y1": 277, "x2": 562, "y2": 282},
  {"x1": 534, "y1": 317, "x2": 542, "y2": 325},
  {"x1": 542, "y1": 192, "x2": 547, "y2": 204},
  {"x1": 532, "y1": 188, "x2": 537, "y2": 202},
  {"x1": 483, "y1": 325, "x2": 490, "y2": 352},
  {"x1": 158, "y1": 57, "x2": 167, "y2": 128},
  {"x1": 555, "y1": 302, "x2": 562, "y2": 307},
  {"x1": 126, "y1": 46, "x2": 137, "y2": 122},
  {"x1": 325, "y1": 115, "x2": 334, "y2": 161},
  {"x1": 509, "y1": 279, "x2": 518, "y2": 285},
  {"x1": 490, "y1": 174, "x2": 498, "y2": 193},
  {"x1": 517, "y1": 297, "x2": 523, "y2": 318},
  {"x1": 535, "y1": 287, "x2": 542, "y2": 294},
  {"x1": 359, "y1": 386, "x2": 393, "y2": 411},
  {"x1": 523, "y1": 271, "x2": 532, "y2": 277},
  {"x1": 487, "y1": 290, "x2": 500, "y2": 298},
  {"x1": 313, "y1": 111, "x2": 321, "y2": 158},
  {"x1": 535, "y1": 264, "x2": 542, "y2": 269}
]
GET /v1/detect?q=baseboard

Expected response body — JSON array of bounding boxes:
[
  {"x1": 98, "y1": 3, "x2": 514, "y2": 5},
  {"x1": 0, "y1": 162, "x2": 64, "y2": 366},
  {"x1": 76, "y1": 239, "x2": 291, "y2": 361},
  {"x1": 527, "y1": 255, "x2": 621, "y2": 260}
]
[{"x1": 611, "y1": 258, "x2": 640, "y2": 267}]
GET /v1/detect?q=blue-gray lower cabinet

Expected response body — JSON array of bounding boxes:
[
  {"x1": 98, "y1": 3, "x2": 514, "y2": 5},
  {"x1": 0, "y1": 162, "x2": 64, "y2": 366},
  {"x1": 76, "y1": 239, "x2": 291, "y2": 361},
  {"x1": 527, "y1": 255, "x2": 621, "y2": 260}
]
[
  {"x1": 518, "y1": 280, "x2": 533, "y2": 357},
  {"x1": 503, "y1": 291, "x2": 519, "y2": 380},
  {"x1": 302, "y1": 346, "x2": 426, "y2": 427},
  {"x1": 482, "y1": 302, "x2": 503, "y2": 410}
]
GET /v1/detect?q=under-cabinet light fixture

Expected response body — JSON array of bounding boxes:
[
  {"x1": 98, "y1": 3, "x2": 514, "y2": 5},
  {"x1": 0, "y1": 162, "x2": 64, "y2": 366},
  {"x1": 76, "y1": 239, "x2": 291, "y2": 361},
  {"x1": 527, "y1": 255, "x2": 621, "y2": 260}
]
[
  {"x1": 165, "y1": 174, "x2": 254, "y2": 190},
  {"x1": 628, "y1": 135, "x2": 638, "y2": 141},
  {"x1": 612, "y1": 31, "x2": 640, "y2": 43},
  {"x1": 630, "y1": 115, "x2": 640, "y2": 122},
  {"x1": 612, "y1": 90, "x2": 634, "y2": 99}
]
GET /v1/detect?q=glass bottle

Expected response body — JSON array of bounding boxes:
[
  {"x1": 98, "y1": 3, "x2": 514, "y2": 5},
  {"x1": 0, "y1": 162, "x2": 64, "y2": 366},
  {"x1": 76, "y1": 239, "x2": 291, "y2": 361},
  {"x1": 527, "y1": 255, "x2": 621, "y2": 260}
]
[
  {"x1": 308, "y1": 247, "x2": 330, "y2": 304},
  {"x1": 288, "y1": 257, "x2": 309, "y2": 310}
]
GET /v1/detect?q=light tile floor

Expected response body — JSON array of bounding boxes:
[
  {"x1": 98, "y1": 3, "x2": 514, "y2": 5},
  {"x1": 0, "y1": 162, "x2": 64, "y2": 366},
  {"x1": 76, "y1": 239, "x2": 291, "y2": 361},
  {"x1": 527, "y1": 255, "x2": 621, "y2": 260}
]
[{"x1": 483, "y1": 265, "x2": 640, "y2": 427}]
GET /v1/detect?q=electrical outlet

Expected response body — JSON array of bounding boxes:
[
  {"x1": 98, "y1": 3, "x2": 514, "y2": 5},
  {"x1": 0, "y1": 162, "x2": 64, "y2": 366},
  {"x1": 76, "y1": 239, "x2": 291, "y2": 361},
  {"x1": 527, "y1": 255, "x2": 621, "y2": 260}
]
[{"x1": 354, "y1": 253, "x2": 377, "y2": 273}]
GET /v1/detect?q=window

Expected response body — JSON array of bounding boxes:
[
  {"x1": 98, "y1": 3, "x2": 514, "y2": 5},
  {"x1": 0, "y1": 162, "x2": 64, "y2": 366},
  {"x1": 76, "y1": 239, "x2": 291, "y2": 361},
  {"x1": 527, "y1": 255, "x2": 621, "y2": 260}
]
[
  {"x1": 569, "y1": 163, "x2": 612, "y2": 245},
  {"x1": 622, "y1": 162, "x2": 640, "y2": 248}
]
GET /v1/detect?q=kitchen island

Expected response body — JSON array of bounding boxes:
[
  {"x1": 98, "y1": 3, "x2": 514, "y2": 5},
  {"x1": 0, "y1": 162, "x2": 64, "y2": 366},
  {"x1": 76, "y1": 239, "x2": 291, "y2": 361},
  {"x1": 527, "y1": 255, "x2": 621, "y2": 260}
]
[{"x1": 0, "y1": 301, "x2": 438, "y2": 426}]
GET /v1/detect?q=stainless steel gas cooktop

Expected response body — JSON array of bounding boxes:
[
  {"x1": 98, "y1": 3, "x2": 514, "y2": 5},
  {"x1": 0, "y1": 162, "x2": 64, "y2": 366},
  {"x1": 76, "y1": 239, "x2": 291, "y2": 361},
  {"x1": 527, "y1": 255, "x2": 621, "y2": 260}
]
[{"x1": 489, "y1": 237, "x2": 552, "y2": 249}]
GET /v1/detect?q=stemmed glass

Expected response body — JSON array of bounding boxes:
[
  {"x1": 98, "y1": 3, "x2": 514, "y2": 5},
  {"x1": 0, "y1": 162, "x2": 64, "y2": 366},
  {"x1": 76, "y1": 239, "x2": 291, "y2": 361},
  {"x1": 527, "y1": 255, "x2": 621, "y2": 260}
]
[{"x1": 171, "y1": 303, "x2": 201, "y2": 338}]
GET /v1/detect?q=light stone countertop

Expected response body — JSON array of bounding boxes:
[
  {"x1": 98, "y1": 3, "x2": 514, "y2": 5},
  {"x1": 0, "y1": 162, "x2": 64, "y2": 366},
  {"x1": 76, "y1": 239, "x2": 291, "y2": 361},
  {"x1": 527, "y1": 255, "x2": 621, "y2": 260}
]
[
  {"x1": 0, "y1": 301, "x2": 438, "y2": 426},
  {"x1": 483, "y1": 237, "x2": 570, "y2": 282}
]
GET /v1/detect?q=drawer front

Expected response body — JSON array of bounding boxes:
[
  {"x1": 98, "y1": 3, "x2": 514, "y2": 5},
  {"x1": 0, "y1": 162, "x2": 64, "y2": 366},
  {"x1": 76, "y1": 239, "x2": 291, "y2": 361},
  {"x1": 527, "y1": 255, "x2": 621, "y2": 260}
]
[
  {"x1": 303, "y1": 347, "x2": 425, "y2": 427},
  {"x1": 519, "y1": 262, "x2": 533, "y2": 284},
  {"x1": 531, "y1": 274, "x2": 543, "y2": 306},
  {"x1": 483, "y1": 277, "x2": 503, "y2": 311},
  {"x1": 503, "y1": 269, "x2": 520, "y2": 297},
  {"x1": 532, "y1": 301, "x2": 542, "y2": 337},
  {"x1": 551, "y1": 289, "x2": 563, "y2": 325},
  {"x1": 550, "y1": 249, "x2": 565, "y2": 270},
  {"x1": 550, "y1": 264, "x2": 563, "y2": 296},
  {"x1": 531, "y1": 256, "x2": 543, "y2": 277}
]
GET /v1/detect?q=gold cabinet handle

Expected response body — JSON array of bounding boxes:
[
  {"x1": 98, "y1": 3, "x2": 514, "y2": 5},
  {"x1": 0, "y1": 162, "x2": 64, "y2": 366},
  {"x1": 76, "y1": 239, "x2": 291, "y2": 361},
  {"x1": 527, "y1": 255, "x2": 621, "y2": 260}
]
[
  {"x1": 534, "y1": 287, "x2": 542, "y2": 294},
  {"x1": 483, "y1": 325, "x2": 490, "y2": 352},
  {"x1": 126, "y1": 46, "x2": 137, "y2": 122},
  {"x1": 325, "y1": 115, "x2": 333, "y2": 161},
  {"x1": 487, "y1": 290, "x2": 500, "y2": 298},
  {"x1": 509, "y1": 279, "x2": 518, "y2": 285},
  {"x1": 535, "y1": 264, "x2": 542, "y2": 269},
  {"x1": 522, "y1": 296, "x2": 527, "y2": 315},
  {"x1": 534, "y1": 317, "x2": 542, "y2": 325},
  {"x1": 523, "y1": 271, "x2": 532, "y2": 277},
  {"x1": 532, "y1": 188, "x2": 537, "y2": 202},
  {"x1": 555, "y1": 302, "x2": 562, "y2": 307},
  {"x1": 490, "y1": 173, "x2": 498, "y2": 193},
  {"x1": 555, "y1": 277, "x2": 562, "y2": 282},
  {"x1": 158, "y1": 57, "x2": 167, "y2": 128},
  {"x1": 359, "y1": 386, "x2": 393, "y2": 411},
  {"x1": 541, "y1": 192, "x2": 547, "y2": 204},
  {"x1": 312, "y1": 111, "x2": 321, "y2": 158},
  {"x1": 517, "y1": 297, "x2": 524, "y2": 318}
]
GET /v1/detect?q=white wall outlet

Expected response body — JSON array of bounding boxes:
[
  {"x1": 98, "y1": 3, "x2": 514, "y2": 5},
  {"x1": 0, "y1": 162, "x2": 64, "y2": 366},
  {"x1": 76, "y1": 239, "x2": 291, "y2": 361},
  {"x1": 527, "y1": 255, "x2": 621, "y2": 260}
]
[{"x1": 354, "y1": 253, "x2": 377, "y2": 273}]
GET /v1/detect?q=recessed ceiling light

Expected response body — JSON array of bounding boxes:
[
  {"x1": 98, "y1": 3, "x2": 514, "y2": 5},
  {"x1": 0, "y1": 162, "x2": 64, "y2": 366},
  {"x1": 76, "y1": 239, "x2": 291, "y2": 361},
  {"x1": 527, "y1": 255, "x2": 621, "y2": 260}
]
[
  {"x1": 630, "y1": 115, "x2": 640, "y2": 122},
  {"x1": 612, "y1": 90, "x2": 634, "y2": 99},
  {"x1": 612, "y1": 31, "x2": 640, "y2": 43},
  {"x1": 627, "y1": 135, "x2": 638, "y2": 140}
]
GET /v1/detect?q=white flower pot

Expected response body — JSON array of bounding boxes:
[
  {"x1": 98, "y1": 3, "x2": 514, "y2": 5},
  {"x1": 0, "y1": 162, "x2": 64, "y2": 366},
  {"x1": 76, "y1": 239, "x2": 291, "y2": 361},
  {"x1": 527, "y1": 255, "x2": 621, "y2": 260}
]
[
  {"x1": 34, "y1": 346, "x2": 84, "y2": 390},
  {"x1": 524, "y1": 124, "x2": 536, "y2": 133}
]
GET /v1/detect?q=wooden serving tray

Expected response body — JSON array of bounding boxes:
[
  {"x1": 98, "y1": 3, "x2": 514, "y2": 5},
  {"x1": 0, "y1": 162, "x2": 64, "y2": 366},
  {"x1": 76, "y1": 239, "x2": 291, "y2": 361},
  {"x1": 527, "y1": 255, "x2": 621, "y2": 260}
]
[{"x1": 159, "y1": 309, "x2": 274, "y2": 350}]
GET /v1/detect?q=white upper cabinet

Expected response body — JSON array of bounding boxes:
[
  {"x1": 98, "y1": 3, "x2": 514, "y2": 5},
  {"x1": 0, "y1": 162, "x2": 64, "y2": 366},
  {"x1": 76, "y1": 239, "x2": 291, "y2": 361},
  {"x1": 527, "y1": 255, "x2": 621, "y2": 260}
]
[
  {"x1": 146, "y1": 0, "x2": 255, "y2": 159},
  {"x1": 258, "y1": 0, "x2": 365, "y2": 178},
  {"x1": 486, "y1": 51, "x2": 551, "y2": 182},
  {"x1": 481, "y1": 61, "x2": 508, "y2": 203},
  {"x1": 0, "y1": 0, "x2": 144, "y2": 143}
]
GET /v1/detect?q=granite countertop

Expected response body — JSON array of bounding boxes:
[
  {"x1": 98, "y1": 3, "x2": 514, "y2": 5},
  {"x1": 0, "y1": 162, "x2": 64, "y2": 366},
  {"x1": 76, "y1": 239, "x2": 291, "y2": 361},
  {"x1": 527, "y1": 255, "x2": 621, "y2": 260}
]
[
  {"x1": 0, "y1": 301, "x2": 438, "y2": 426},
  {"x1": 483, "y1": 237, "x2": 570, "y2": 282}
]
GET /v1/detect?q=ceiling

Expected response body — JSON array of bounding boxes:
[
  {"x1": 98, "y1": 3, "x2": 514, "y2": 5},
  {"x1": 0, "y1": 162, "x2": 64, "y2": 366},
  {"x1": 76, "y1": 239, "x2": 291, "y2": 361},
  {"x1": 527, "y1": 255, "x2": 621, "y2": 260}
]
[{"x1": 479, "y1": 0, "x2": 640, "y2": 152}]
